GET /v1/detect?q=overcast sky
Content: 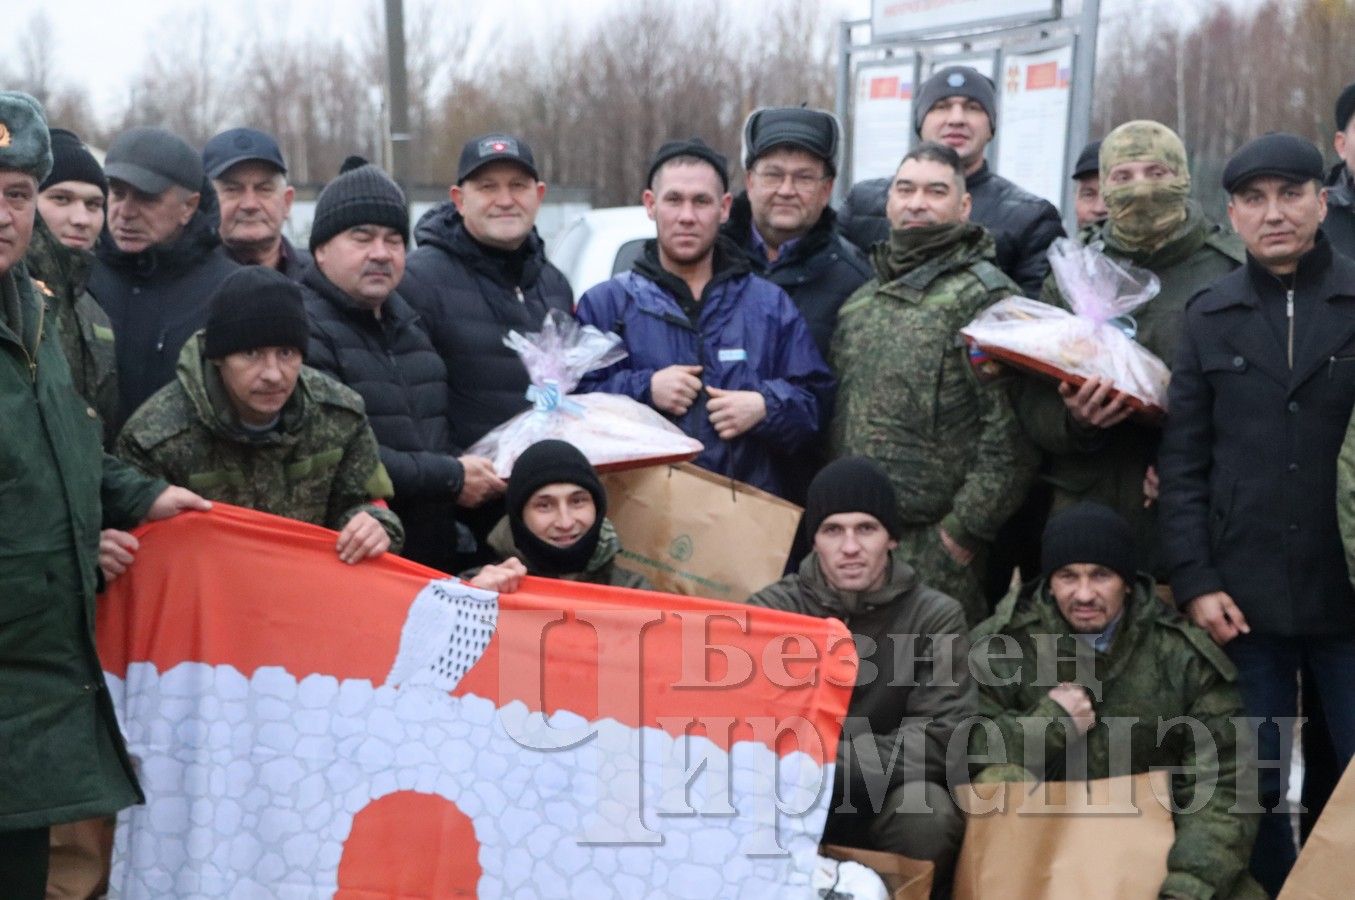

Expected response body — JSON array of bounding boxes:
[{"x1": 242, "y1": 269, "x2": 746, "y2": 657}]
[{"x1": 17, "y1": 0, "x2": 1247, "y2": 113}]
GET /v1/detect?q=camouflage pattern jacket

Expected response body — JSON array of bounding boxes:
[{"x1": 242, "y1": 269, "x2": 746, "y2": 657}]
[
  {"x1": 969, "y1": 578, "x2": 1261, "y2": 900},
  {"x1": 1016, "y1": 205, "x2": 1244, "y2": 574},
  {"x1": 462, "y1": 517, "x2": 652, "y2": 590},
  {"x1": 116, "y1": 333, "x2": 403, "y2": 550},
  {"x1": 25, "y1": 218, "x2": 119, "y2": 443},
  {"x1": 829, "y1": 223, "x2": 1035, "y2": 549}
]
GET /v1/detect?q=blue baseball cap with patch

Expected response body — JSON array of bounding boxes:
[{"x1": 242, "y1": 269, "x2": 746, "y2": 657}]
[{"x1": 203, "y1": 127, "x2": 287, "y2": 179}]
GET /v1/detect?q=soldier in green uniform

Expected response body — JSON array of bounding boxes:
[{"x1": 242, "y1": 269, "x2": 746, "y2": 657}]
[
  {"x1": 746, "y1": 457, "x2": 971, "y2": 900},
  {"x1": 969, "y1": 503, "x2": 1262, "y2": 900},
  {"x1": 0, "y1": 91, "x2": 209, "y2": 900},
  {"x1": 115, "y1": 266, "x2": 402, "y2": 565},
  {"x1": 1016, "y1": 120, "x2": 1244, "y2": 577},
  {"x1": 28, "y1": 129, "x2": 118, "y2": 442},
  {"x1": 464, "y1": 440, "x2": 650, "y2": 591},
  {"x1": 830, "y1": 140, "x2": 1035, "y2": 624}
]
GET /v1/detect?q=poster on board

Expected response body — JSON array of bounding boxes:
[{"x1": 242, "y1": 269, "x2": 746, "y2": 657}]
[
  {"x1": 851, "y1": 61, "x2": 916, "y2": 182},
  {"x1": 995, "y1": 43, "x2": 1073, "y2": 210},
  {"x1": 873, "y1": 0, "x2": 1057, "y2": 40}
]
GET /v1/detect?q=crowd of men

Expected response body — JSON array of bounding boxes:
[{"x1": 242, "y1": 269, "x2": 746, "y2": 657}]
[{"x1": 7, "y1": 58, "x2": 1355, "y2": 898}]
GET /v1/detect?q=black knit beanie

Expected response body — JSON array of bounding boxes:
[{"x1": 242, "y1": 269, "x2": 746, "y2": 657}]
[
  {"x1": 646, "y1": 137, "x2": 729, "y2": 191},
  {"x1": 804, "y1": 456, "x2": 902, "y2": 539},
  {"x1": 309, "y1": 155, "x2": 409, "y2": 252},
  {"x1": 204, "y1": 266, "x2": 310, "y2": 360},
  {"x1": 913, "y1": 66, "x2": 998, "y2": 136},
  {"x1": 41, "y1": 128, "x2": 108, "y2": 197},
  {"x1": 506, "y1": 440, "x2": 607, "y2": 577},
  {"x1": 1040, "y1": 502, "x2": 1137, "y2": 583}
]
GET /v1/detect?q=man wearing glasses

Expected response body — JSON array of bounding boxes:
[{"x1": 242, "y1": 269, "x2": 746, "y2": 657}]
[{"x1": 723, "y1": 107, "x2": 871, "y2": 361}]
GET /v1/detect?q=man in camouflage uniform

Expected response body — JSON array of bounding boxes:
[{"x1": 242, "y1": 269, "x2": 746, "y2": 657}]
[
  {"x1": 28, "y1": 128, "x2": 118, "y2": 443},
  {"x1": 116, "y1": 266, "x2": 403, "y2": 563},
  {"x1": 830, "y1": 141, "x2": 1034, "y2": 624},
  {"x1": 970, "y1": 503, "x2": 1262, "y2": 900},
  {"x1": 1015, "y1": 121, "x2": 1244, "y2": 579}
]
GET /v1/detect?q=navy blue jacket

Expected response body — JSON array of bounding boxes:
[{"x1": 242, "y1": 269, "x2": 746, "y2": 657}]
[{"x1": 575, "y1": 239, "x2": 834, "y2": 498}]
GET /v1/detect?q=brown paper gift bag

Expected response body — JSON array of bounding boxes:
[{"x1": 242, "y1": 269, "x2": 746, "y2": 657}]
[
  {"x1": 821, "y1": 844, "x2": 934, "y2": 900},
  {"x1": 599, "y1": 463, "x2": 802, "y2": 601},
  {"x1": 953, "y1": 771, "x2": 1175, "y2": 900},
  {"x1": 1280, "y1": 759, "x2": 1355, "y2": 899}
]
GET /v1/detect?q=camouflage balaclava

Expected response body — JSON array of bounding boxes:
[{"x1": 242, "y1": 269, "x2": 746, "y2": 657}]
[{"x1": 1099, "y1": 120, "x2": 1190, "y2": 254}]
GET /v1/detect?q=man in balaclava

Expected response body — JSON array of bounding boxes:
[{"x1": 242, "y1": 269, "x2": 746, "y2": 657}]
[
  {"x1": 1014, "y1": 119, "x2": 1244, "y2": 583},
  {"x1": 463, "y1": 439, "x2": 650, "y2": 591}
]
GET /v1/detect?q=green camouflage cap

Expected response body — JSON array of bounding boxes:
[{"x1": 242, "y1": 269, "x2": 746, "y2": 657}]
[
  {"x1": 0, "y1": 91, "x2": 53, "y2": 183},
  {"x1": 1099, "y1": 120, "x2": 1188, "y2": 181}
]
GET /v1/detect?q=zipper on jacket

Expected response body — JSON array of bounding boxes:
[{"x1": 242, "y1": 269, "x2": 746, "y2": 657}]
[
  {"x1": 1286, "y1": 288, "x2": 1295, "y2": 369},
  {"x1": 22, "y1": 295, "x2": 45, "y2": 383},
  {"x1": 514, "y1": 286, "x2": 525, "y2": 304}
]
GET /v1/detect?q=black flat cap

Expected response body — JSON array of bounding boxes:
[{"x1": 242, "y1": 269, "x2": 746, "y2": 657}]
[
  {"x1": 1072, "y1": 139, "x2": 1102, "y2": 180},
  {"x1": 105, "y1": 126, "x2": 202, "y2": 194},
  {"x1": 646, "y1": 137, "x2": 728, "y2": 191},
  {"x1": 1221, "y1": 133, "x2": 1324, "y2": 194},
  {"x1": 1338, "y1": 83, "x2": 1355, "y2": 132}
]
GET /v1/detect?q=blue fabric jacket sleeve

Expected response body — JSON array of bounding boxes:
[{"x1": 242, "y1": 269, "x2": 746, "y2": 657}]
[
  {"x1": 749, "y1": 292, "x2": 836, "y2": 452},
  {"x1": 575, "y1": 282, "x2": 656, "y2": 404}
]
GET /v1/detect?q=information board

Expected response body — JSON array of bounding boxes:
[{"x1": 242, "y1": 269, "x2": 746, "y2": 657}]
[
  {"x1": 995, "y1": 43, "x2": 1073, "y2": 209},
  {"x1": 850, "y1": 61, "x2": 917, "y2": 182},
  {"x1": 872, "y1": 0, "x2": 1058, "y2": 40}
]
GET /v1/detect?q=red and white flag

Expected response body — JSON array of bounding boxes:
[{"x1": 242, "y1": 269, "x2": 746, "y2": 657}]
[{"x1": 98, "y1": 504, "x2": 857, "y2": 897}]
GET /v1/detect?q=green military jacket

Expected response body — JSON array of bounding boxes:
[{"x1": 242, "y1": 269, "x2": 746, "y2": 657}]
[
  {"x1": 25, "y1": 218, "x2": 119, "y2": 443},
  {"x1": 969, "y1": 577, "x2": 1261, "y2": 900},
  {"x1": 830, "y1": 223, "x2": 1035, "y2": 550},
  {"x1": 466, "y1": 516, "x2": 652, "y2": 590},
  {"x1": 1016, "y1": 206, "x2": 1244, "y2": 572},
  {"x1": 115, "y1": 333, "x2": 404, "y2": 551},
  {"x1": 1, "y1": 261, "x2": 165, "y2": 830}
]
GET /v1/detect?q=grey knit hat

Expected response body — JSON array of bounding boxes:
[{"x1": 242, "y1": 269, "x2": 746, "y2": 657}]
[
  {"x1": 309, "y1": 155, "x2": 409, "y2": 252},
  {"x1": 0, "y1": 91, "x2": 53, "y2": 183}
]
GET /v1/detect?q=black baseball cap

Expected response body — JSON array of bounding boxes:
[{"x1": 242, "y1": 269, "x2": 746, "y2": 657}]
[
  {"x1": 1221, "y1": 133, "x2": 1324, "y2": 194},
  {"x1": 457, "y1": 133, "x2": 538, "y2": 184},
  {"x1": 104, "y1": 126, "x2": 203, "y2": 194},
  {"x1": 203, "y1": 127, "x2": 287, "y2": 179}
]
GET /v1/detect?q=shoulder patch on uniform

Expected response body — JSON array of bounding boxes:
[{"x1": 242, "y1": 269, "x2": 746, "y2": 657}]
[
  {"x1": 301, "y1": 367, "x2": 367, "y2": 416},
  {"x1": 1158, "y1": 615, "x2": 1238, "y2": 681},
  {"x1": 969, "y1": 260, "x2": 1017, "y2": 297},
  {"x1": 121, "y1": 387, "x2": 196, "y2": 451}
]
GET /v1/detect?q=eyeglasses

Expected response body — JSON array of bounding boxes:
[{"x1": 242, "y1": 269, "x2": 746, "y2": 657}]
[{"x1": 750, "y1": 167, "x2": 828, "y2": 191}]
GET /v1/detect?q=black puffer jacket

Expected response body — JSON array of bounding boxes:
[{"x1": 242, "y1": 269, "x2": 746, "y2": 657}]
[
  {"x1": 721, "y1": 193, "x2": 872, "y2": 360},
  {"x1": 837, "y1": 161, "x2": 1064, "y2": 297},
  {"x1": 91, "y1": 181, "x2": 239, "y2": 423},
  {"x1": 301, "y1": 266, "x2": 465, "y2": 573},
  {"x1": 400, "y1": 203, "x2": 574, "y2": 449}
]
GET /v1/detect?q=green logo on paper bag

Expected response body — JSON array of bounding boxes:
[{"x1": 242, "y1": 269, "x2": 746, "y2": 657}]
[{"x1": 668, "y1": 534, "x2": 694, "y2": 562}]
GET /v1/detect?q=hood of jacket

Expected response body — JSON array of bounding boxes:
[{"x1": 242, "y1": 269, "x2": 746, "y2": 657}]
[
  {"x1": 486, "y1": 514, "x2": 624, "y2": 579},
  {"x1": 793, "y1": 550, "x2": 921, "y2": 618},
  {"x1": 411, "y1": 201, "x2": 550, "y2": 289},
  {"x1": 174, "y1": 331, "x2": 308, "y2": 445},
  {"x1": 95, "y1": 177, "x2": 224, "y2": 281},
  {"x1": 631, "y1": 234, "x2": 752, "y2": 302},
  {"x1": 26, "y1": 216, "x2": 93, "y2": 301}
]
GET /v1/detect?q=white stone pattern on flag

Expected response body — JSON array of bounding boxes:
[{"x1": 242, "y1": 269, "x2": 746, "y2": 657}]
[
  {"x1": 105, "y1": 662, "x2": 835, "y2": 898},
  {"x1": 385, "y1": 579, "x2": 498, "y2": 690}
]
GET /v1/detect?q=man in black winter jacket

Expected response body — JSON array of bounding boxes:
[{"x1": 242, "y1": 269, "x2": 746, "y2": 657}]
[
  {"x1": 302, "y1": 158, "x2": 504, "y2": 574},
  {"x1": 400, "y1": 133, "x2": 573, "y2": 554},
  {"x1": 91, "y1": 127, "x2": 239, "y2": 424},
  {"x1": 837, "y1": 66, "x2": 1064, "y2": 297},
  {"x1": 1159, "y1": 133, "x2": 1355, "y2": 895}
]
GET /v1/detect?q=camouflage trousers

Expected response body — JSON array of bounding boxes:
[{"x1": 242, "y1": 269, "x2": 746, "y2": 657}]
[{"x1": 896, "y1": 525, "x2": 990, "y2": 627}]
